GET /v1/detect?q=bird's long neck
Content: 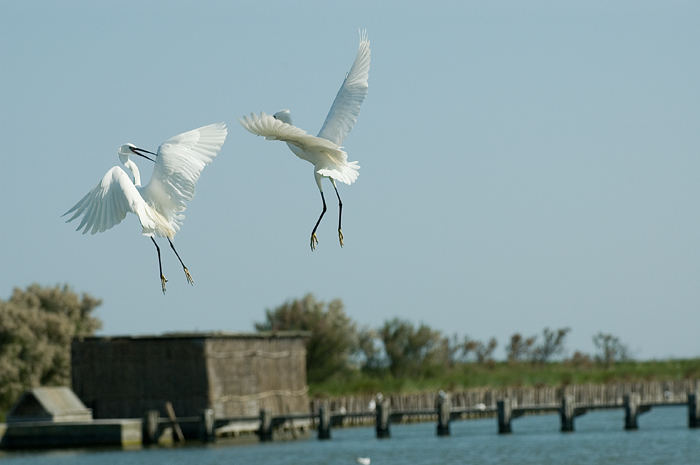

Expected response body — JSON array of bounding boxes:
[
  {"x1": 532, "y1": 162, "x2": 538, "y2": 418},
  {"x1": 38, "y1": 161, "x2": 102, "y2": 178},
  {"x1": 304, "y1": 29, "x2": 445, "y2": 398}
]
[{"x1": 123, "y1": 159, "x2": 142, "y2": 186}]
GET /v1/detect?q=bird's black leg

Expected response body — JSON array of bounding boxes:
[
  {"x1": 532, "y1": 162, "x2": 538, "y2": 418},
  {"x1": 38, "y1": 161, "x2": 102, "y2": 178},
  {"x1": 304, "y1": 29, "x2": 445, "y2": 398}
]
[
  {"x1": 310, "y1": 191, "x2": 327, "y2": 251},
  {"x1": 332, "y1": 181, "x2": 344, "y2": 247},
  {"x1": 151, "y1": 237, "x2": 167, "y2": 294},
  {"x1": 168, "y1": 238, "x2": 194, "y2": 285}
]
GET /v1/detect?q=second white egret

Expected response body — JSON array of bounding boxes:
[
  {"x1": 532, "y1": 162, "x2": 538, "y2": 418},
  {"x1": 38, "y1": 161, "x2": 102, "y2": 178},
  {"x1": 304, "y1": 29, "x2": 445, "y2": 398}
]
[
  {"x1": 240, "y1": 30, "x2": 370, "y2": 250},
  {"x1": 64, "y1": 122, "x2": 228, "y2": 293}
]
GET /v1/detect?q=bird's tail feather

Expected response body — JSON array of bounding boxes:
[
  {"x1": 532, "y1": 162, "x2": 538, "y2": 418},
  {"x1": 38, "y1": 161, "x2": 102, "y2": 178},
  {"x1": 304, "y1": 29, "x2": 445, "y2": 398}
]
[{"x1": 317, "y1": 160, "x2": 360, "y2": 185}]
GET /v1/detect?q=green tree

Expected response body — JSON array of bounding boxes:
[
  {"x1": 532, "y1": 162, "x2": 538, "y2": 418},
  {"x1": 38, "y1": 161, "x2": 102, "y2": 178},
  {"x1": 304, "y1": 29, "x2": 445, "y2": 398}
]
[
  {"x1": 593, "y1": 332, "x2": 630, "y2": 366},
  {"x1": 255, "y1": 294, "x2": 357, "y2": 383},
  {"x1": 473, "y1": 337, "x2": 498, "y2": 364},
  {"x1": 0, "y1": 284, "x2": 102, "y2": 417},
  {"x1": 506, "y1": 333, "x2": 536, "y2": 362},
  {"x1": 531, "y1": 327, "x2": 571, "y2": 363},
  {"x1": 356, "y1": 326, "x2": 386, "y2": 372},
  {"x1": 378, "y1": 318, "x2": 445, "y2": 377},
  {"x1": 506, "y1": 328, "x2": 570, "y2": 363}
]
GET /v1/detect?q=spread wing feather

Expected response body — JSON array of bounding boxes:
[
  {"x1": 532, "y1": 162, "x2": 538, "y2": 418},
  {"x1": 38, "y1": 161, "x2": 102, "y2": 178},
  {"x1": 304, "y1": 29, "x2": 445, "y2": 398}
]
[
  {"x1": 317, "y1": 29, "x2": 370, "y2": 146},
  {"x1": 63, "y1": 166, "x2": 143, "y2": 234},
  {"x1": 240, "y1": 112, "x2": 360, "y2": 185},
  {"x1": 240, "y1": 112, "x2": 345, "y2": 154},
  {"x1": 140, "y1": 122, "x2": 228, "y2": 233}
]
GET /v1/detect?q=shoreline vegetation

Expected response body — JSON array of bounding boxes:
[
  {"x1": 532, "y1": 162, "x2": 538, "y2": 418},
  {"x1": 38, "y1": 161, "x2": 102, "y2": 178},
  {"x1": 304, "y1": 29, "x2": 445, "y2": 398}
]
[
  {"x1": 309, "y1": 359, "x2": 700, "y2": 397},
  {"x1": 259, "y1": 294, "x2": 700, "y2": 398}
]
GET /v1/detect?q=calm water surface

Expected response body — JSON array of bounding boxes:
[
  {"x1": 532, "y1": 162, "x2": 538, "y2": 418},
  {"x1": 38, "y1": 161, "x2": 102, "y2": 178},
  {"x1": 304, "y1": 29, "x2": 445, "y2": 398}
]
[{"x1": 2, "y1": 406, "x2": 698, "y2": 465}]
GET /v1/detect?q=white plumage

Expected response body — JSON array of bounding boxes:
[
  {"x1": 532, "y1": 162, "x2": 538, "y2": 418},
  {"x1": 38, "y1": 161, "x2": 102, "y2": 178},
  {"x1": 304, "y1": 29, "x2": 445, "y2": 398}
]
[
  {"x1": 64, "y1": 122, "x2": 228, "y2": 293},
  {"x1": 240, "y1": 112, "x2": 359, "y2": 185},
  {"x1": 67, "y1": 165, "x2": 171, "y2": 237},
  {"x1": 240, "y1": 30, "x2": 370, "y2": 250},
  {"x1": 318, "y1": 29, "x2": 371, "y2": 147}
]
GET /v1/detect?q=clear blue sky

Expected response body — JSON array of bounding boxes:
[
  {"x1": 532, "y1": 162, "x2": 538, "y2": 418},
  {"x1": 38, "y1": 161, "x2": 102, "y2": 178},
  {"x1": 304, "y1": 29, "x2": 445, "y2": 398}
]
[{"x1": 1, "y1": 1, "x2": 699, "y2": 359}]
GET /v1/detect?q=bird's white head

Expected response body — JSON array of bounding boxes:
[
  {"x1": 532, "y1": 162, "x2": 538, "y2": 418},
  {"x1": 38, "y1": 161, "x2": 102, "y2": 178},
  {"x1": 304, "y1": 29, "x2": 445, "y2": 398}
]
[
  {"x1": 118, "y1": 143, "x2": 156, "y2": 164},
  {"x1": 273, "y1": 109, "x2": 292, "y2": 124},
  {"x1": 118, "y1": 144, "x2": 134, "y2": 164},
  {"x1": 117, "y1": 143, "x2": 156, "y2": 187}
]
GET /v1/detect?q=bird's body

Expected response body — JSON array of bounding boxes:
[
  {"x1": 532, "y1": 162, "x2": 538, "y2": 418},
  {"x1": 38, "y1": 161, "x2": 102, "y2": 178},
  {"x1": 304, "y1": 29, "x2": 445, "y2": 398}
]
[
  {"x1": 241, "y1": 30, "x2": 370, "y2": 250},
  {"x1": 240, "y1": 110, "x2": 360, "y2": 187},
  {"x1": 64, "y1": 122, "x2": 228, "y2": 292}
]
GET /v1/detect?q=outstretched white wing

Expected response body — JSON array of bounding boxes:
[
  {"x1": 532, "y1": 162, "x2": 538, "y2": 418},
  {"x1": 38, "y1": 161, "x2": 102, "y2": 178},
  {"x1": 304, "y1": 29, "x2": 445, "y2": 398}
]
[
  {"x1": 64, "y1": 166, "x2": 145, "y2": 234},
  {"x1": 140, "y1": 122, "x2": 228, "y2": 232},
  {"x1": 241, "y1": 112, "x2": 359, "y2": 185},
  {"x1": 317, "y1": 30, "x2": 370, "y2": 146},
  {"x1": 240, "y1": 112, "x2": 345, "y2": 155}
]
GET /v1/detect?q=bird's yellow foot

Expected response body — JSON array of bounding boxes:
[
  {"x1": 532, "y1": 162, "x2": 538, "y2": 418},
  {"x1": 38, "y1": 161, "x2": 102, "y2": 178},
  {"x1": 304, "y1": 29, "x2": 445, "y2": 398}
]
[
  {"x1": 310, "y1": 233, "x2": 319, "y2": 251},
  {"x1": 160, "y1": 275, "x2": 168, "y2": 294},
  {"x1": 338, "y1": 229, "x2": 344, "y2": 248},
  {"x1": 184, "y1": 267, "x2": 194, "y2": 285}
]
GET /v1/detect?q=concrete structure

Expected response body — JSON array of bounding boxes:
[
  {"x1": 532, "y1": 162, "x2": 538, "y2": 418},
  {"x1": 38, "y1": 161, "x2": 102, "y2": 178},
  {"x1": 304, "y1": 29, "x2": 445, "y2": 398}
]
[
  {"x1": 497, "y1": 398, "x2": 513, "y2": 434},
  {"x1": 6, "y1": 387, "x2": 92, "y2": 423},
  {"x1": 560, "y1": 394, "x2": 575, "y2": 432},
  {"x1": 1, "y1": 419, "x2": 141, "y2": 449},
  {"x1": 689, "y1": 392, "x2": 700, "y2": 428},
  {"x1": 317, "y1": 404, "x2": 331, "y2": 439},
  {"x1": 435, "y1": 391, "x2": 451, "y2": 436},
  {"x1": 375, "y1": 394, "x2": 390, "y2": 438},
  {"x1": 1, "y1": 387, "x2": 140, "y2": 449},
  {"x1": 71, "y1": 332, "x2": 309, "y2": 420}
]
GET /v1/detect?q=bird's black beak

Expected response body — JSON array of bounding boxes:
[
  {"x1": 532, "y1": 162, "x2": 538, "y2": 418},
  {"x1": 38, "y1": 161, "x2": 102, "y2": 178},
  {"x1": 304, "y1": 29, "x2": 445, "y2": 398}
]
[{"x1": 130, "y1": 146, "x2": 156, "y2": 162}]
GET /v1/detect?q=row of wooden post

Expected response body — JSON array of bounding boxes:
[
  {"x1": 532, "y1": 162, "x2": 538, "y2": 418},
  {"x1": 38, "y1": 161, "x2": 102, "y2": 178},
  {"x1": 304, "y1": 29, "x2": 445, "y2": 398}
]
[
  {"x1": 319, "y1": 390, "x2": 700, "y2": 439},
  {"x1": 497, "y1": 391, "x2": 699, "y2": 434},
  {"x1": 478, "y1": 392, "x2": 696, "y2": 434},
  {"x1": 141, "y1": 390, "x2": 700, "y2": 444}
]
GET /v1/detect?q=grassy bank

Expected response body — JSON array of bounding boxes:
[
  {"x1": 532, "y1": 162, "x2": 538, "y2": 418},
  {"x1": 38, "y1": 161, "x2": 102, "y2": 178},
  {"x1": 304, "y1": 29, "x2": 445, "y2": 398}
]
[{"x1": 309, "y1": 358, "x2": 700, "y2": 397}]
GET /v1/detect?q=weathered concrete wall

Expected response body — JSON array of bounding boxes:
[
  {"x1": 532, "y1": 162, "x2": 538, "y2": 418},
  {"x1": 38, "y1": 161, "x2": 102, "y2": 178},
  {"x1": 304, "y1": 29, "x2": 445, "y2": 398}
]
[{"x1": 205, "y1": 335, "x2": 309, "y2": 417}]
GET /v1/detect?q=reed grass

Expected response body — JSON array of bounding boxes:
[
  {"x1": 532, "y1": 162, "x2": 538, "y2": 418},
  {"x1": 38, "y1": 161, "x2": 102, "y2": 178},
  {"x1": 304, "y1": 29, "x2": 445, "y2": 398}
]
[{"x1": 309, "y1": 358, "x2": 700, "y2": 396}]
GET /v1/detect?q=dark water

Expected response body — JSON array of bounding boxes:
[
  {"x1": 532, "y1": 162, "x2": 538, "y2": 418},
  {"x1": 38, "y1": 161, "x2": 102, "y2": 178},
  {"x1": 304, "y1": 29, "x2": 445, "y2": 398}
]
[{"x1": 2, "y1": 406, "x2": 699, "y2": 465}]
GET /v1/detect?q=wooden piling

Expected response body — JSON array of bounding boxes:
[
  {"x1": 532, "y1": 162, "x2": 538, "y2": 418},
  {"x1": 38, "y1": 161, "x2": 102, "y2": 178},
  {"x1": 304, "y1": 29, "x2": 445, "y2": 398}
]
[
  {"x1": 258, "y1": 408, "x2": 273, "y2": 441},
  {"x1": 497, "y1": 399, "x2": 512, "y2": 434},
  {"x1": 624, "y1": 393, "x2": 640, "y2": 430},
  {"x1": 318, "y1": 404, "x2": 331, "y2": 440},
  {"x1": 436, "y1": 391, "x2": 451, "y2": 436},
  {"x1": 560, "y1": 395, "x2": 575, "y2": 432},
  {"x1": 142, "y1": 410, "x2": 159, "y2": 445},
  {"x1": 688, "y1": 390, "x2": 699, "y2": 428},
  {"x1": 164, "y1": 402, "x2": 185, "y2": 443},
  {"x1": 375, "y1": 395, "x2": 390, "y2": 438},
  {"x1": 199, "y1": 408, "x2": 215, "y2": 443}
]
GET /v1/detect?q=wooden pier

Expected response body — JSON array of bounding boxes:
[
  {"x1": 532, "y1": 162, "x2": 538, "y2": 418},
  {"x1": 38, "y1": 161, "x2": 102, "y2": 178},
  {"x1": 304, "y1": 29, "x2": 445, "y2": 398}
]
[
  {"x1": 256, "y1": 384, "x2": 700, "y2": 441},
  {"x1": 160, "y1": 385, "x2": 699, "y2": 444}
]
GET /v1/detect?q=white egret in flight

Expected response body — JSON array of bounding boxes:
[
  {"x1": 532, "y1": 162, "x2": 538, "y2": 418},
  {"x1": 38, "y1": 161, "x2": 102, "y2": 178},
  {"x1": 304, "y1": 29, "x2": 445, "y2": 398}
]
[
  {"x1": 240, "y1": 30, "x2": 370, "y2": 250},
  {"x1": 64, "y1": 123, "x2": 228, "y2": 293}
]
